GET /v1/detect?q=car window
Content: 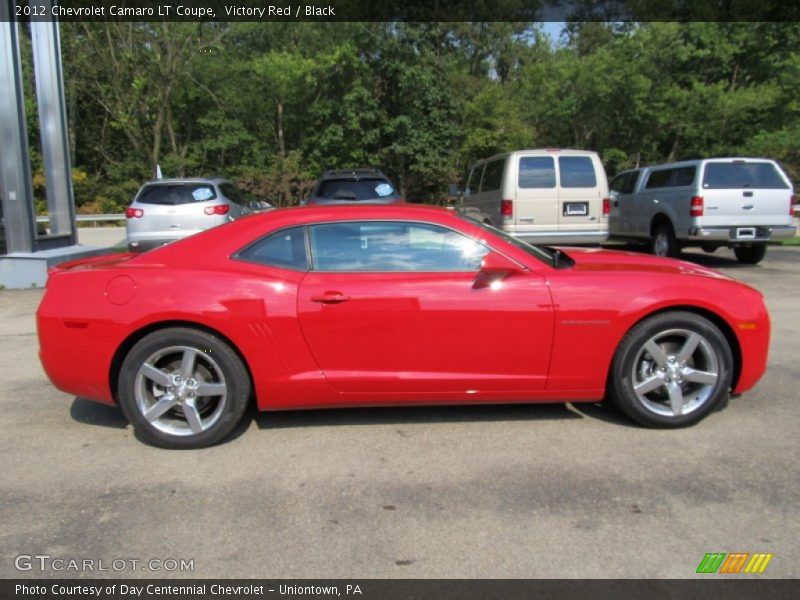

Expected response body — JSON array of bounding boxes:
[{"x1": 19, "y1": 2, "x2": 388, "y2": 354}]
[
  {"x1": 702, "y1": 162, "x2": 789, "y2": 190},
  {"x1": 610, "y1": 173, "x2": 627, "y2": 193},
  {"x1": 309, "y1": 221, "x2": 489, "y2": 272},
  {"x1": 136, "y1": 184, "x2": 217, "y2": 205},
  {"x1": 480, "y1": 159, "x2": 505, "y2": 193},
  {"x1": 645, "y1": 167, "x2": 696, "y2": 189},
  {"x1": 559, "y1": 156, "x2": 597, "y2": 188},
  {"x1": 621, "y1": 171, "x2": 640, "y2": 194},
  {"x1": 466, "y1": 165, "x2": 484, "y2": 196},
  {"x1": 315, "y1": 178, "x2": 398, "y2": 201},
  {"x1": 219, "y1": 183, "x2": 252, "y2": 205},
  {"x1": 518, "y1": 157, "x2": 556, "y2": 188},
  {"x1": 237, "y1": 226, "x2": 308, "y2": 270}
]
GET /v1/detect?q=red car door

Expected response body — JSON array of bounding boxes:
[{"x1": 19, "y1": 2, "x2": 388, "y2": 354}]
[{"x1": 297, "y1": 220, "x2": 554, "y2": 395}]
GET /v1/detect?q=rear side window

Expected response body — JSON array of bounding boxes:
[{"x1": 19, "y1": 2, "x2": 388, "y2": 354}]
[
  {"x1": 315, "y1": 179, "x2": 398, "y2": 201},
  {"x1": 559, "y1": 156, "x2": 597, "y2": 188},
  {"x1": 611, "y1": 171, "x2": 640, "y2": 194},
  {"x1": 703, "y1": 162, "x2": 789, "y2": 190},
  {"x1": 645, "y1": 167, "x2": 696, "y2": 189},
  {"x1": 480, "y1": 159, "x2": 505, "y2": 192},
  {"x1": 237, "y1": 226, "x2": 308, "y2": 270},
  {"x1": 219, "y1": 183, "x2": 253, "y2": 205},
  {"x1": 466, "y1": 165, "x2": 484, "y2": 196},
  {"x1": 136, "y1": 184, "x2": 217, "y2": 205},
  {"x1": 518, "y1": 157, "x2": 556, "y2": 188}
]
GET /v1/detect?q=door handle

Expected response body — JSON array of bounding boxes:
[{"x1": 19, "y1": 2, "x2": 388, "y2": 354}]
[{"x1": 310, "y1": 291, "x2": 351, "y2": 304}]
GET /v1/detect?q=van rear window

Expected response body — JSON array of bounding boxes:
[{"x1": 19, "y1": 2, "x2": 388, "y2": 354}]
[
  {"x1": 559, "y1": 156, "x2": 597, "y2": 188},
  {"x1": 702, "y1": 162, "x2": 789, "y2": 190},
  {"x1": 136, "y1": 184, "x2": 217, "y2": 205},
  {"x1": 519, "y1": 157, "x2": 556, "y2": 188}
]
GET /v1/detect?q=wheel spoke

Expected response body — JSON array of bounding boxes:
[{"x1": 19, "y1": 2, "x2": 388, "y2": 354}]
[
  {"x1": 683, "y1": 368, "x2": 718, "y2": 385},
  {"x1": 179, "y1": 348, "x2": 198, "y2": 379},
  {"x1": 644, "y1": 340, "x2": 669, "y2": 366},
  {"x1": 666, "y1": 381, "x2": 685, "y2": 416},
  {"x1": 144, "y1": 396, "x2": 177, "y2": 421},
  {"x1": 183, "y1": 401, "x2": 204, "y2": 434},
  {"x1": 196, "y1": 382, "x2": 226, "y2": 397},
  {"x1": 634, "y1": 376, "x2": 664, "y2": 395},
  {"x1": 676, "y1": 333, "x2": 701, "y2": 363},
  {"x1": 140, "y1": 363, "x2": 172, "y2": 387}
]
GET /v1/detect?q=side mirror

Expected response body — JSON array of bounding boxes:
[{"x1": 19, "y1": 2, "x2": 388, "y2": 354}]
[{"x1": 473, "y1": 252, "x2": 523, "y2": 289}]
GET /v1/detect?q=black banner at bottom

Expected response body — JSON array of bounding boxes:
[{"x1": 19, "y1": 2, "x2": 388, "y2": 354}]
[{"x1": 2, "y1": 579, "x2": 799, "y2": 600}]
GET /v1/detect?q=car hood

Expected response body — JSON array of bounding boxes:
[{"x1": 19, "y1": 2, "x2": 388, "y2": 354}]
[{"x1": 559, "y1": 247, "x2": 733, "y2": 281}]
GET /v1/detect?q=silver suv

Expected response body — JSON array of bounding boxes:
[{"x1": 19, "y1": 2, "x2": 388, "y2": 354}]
[{"x1": 125, "y1": 178, "x2": 271, "y2": 252}]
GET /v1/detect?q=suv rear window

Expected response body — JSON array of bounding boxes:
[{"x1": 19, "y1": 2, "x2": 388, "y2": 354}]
[
  {"x1": 703, "y1": 162, "x2": 789, "y2": 190},
  {"x1": 316, "y1": 179, "x2": 398, "y2": 201},
  {"x1": 136, "y1": 184, "x2": 217, "y2": 205}
]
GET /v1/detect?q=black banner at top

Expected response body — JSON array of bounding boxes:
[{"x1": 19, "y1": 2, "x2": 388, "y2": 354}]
[{"x1": 5, "y1": 0, "x2": 800, "y2": 22}]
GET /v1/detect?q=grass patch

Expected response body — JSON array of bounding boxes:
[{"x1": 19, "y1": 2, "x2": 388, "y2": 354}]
[{"x1": 781, "y1": 237, "x2": 800, "y2": 246}]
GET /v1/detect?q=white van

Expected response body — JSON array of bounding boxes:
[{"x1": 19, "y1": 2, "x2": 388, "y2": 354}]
[{"x1": 459, "y1": 149, "x2": 610, "y2": 245}]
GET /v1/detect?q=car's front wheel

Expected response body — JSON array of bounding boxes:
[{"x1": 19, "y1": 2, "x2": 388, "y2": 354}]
[
  {"x1": 609, "y1": 311, "x2": 733, "y2": 428},
  {"x1": 118, "y1": 328, "x2": 251, "y2": 448}
]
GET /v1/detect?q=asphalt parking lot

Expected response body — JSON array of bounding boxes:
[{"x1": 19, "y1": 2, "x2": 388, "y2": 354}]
[{"x1": 0, "y1": 245, "x2": 798, "y2": 579}]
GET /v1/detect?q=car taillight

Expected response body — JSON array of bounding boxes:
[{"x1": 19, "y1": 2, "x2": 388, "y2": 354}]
[
  {"x1": 501, "y1": 199, "x2": 513, "y2": 219},
  {"x1": 204, "y1": 204, "x2": 230, "y2": 216},
  {"x1": 690, "y1": 196, "x2": 704, "y2": 217},
  {"x1": 125, "y1": 207, "x2": 143, "y2": 218},
  {"x1": 791, "y1": 195, "x2": 797, "y2": 216},
  {"x1": 602, "y1": 197, "x2": 610, "y2": 216}
]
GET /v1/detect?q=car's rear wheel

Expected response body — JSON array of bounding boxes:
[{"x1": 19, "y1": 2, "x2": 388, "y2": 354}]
[
  {"x1": 609, "y1": 311, "x2": 733, "y2": 428},
  {"x1": 651, "y1": 224, "x2": 680, "y2": 258},
  {"x1": 734, "y1": 243, "x2": 767, "y2": 265},
  {"x1": 118, "y1": 328, "x2": 251, "y2": 449}
]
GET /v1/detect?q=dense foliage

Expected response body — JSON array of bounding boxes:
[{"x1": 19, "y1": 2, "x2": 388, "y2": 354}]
[{"x1": 23, "y1": 22, "x2": 800, "y2": 211}]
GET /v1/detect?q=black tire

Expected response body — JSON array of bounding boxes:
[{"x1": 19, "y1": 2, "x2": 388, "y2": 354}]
[
  {"x1": 701, "y1": 243, "x2": 719, "y2": 254},
  {"x1": 608, "y1": 311, "x2": 733, "y2": 428},
  {"x1": 651, "y1": 224, "x2": 680, "y2": 258},
  {"x1": 118, "y1": 328, "x2": 251, "y2": 449},
  {"x1": 734, "y1": 243, "x2": 767, "y2": 265}
]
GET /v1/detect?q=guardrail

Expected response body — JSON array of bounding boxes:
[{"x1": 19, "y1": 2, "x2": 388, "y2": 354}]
[{"x1": 36, "y1": 214, "x2": 124, "y2": 224}]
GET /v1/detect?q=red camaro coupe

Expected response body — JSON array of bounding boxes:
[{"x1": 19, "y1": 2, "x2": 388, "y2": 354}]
[{"x1": 37, "y1": 205, "x2": 770, "y2": 448}]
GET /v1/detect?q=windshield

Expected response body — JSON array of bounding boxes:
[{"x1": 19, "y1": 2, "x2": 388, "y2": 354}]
[{"x1": 455, "y1": 212, "x2": 566, "y2": 267}]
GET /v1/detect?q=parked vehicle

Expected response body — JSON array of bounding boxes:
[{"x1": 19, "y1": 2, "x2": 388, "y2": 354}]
[
  {"x1": 38, "y1": 204, "x2": 769, "y2": 448},
  {"x1": 459, "y1": 149, "x2": 610, "y2": 245},
  {"x1": 125, "y1": 178, "x2": 271, "y2": 252},
  {"x1": 609, "y1": 158, "x2": 797, "y2": 264},
  {"x1": 306, "y1": 169, "x2": 402, "y2": 205}
]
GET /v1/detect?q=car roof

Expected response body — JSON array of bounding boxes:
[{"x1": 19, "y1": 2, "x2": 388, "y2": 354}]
[
  {"x1": 141, "y1": 177, "x2": 230, "y2": 185},
  {"x1": 319, "y1": 168, "x2": 388, "y2": 180},
  {"x1": 471, "y1": 148, "x2": 599, "y2": 166}
]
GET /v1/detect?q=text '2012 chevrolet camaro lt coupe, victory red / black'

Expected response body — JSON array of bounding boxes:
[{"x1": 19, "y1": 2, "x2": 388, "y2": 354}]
[{"x1": 37, "y1": 204, "x2": 770, "y2": 448}]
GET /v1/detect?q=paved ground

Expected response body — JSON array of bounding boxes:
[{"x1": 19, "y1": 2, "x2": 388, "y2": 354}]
[
  {"x1": 0, "y1": 246, "x2": 797, "y2": 579},
  {"x1": 77, "y1": 226, "x2": 126, "y2": 249}
]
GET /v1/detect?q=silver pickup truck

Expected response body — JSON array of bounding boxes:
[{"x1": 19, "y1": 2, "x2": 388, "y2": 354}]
[{"x1": 609, "y1": 158, "x2": 797, "y2": 264}]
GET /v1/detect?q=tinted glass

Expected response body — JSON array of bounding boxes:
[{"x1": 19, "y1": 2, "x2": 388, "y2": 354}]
[
  {"x1": 238, "y1": 226, "x2": 307, "y2": 270},
  {"x1": 466, "y1": 165, "x2": 484, "y2": 196},
  {"x1": 315, "y1": 178, "x2": 398, "y2": 201},
  {"x1": 220, "y1": 183, "x2": 252, "y2": 205},
  {"x1": 136, "y1": 184, "x2": 217, "y2": 205},
  {"x1": 610, "y1": 173, "x2": 627, "y2": 193},
  {"x1": 480, "y1": 159, "x2": 505, "y2": 192},
  {"x1": 646, "y1": 167, "x2": 696, "y2": 189},
  {"x1": 518, "y1": 157, "x2": 556, "y2": 188},
  {"x1": 559, "y1": 156, "x2": 597, "y2": 188},
  {"x1": 621, "y1": 171, "x2": 640, "y2": 194},
  {"x1": 309, "y1": 222, "x2": 489, "y2": 272},
  {"x1": 703, "y1": 162, "x2": 789, "y2": 190},
  {"x1": 645, "y1": 169, "x2": 672, "y2": 189}
]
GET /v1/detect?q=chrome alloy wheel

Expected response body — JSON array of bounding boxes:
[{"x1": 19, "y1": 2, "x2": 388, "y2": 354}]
[
  {"x1": 134, "y1": 345, "x2": 227, "y2": 436},
  {"x1": 631, "y1": 328, "x2": 720, "y2": 417}
]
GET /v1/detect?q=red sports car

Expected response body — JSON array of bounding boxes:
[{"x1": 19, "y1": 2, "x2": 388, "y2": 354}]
[{"x1": 37, "y1": 205, "x2": 770, "y2": 448}]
